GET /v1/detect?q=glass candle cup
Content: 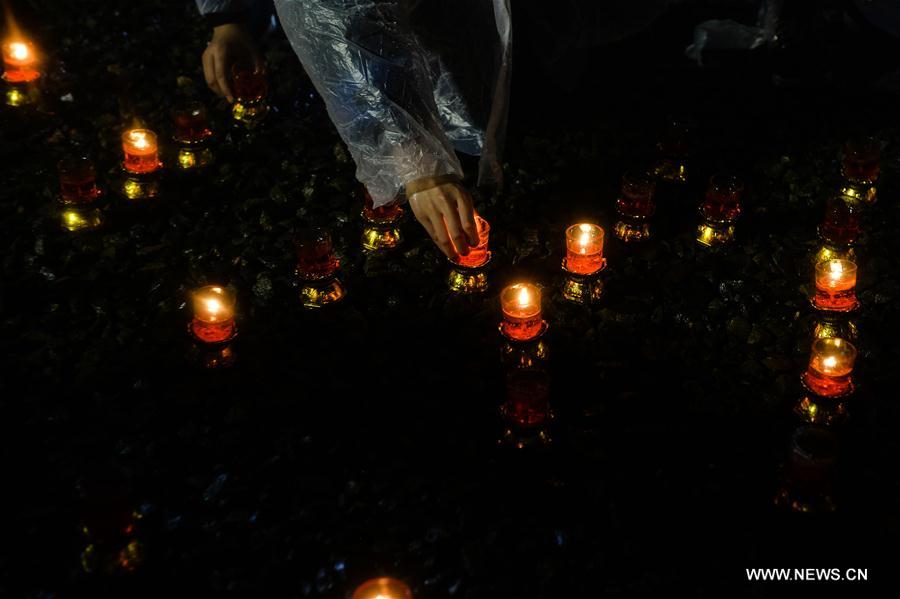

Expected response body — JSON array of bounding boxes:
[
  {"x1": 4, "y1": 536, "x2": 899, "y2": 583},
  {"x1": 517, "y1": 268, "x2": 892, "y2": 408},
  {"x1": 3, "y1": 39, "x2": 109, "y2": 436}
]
[
  {"x1": 565, "y1": 223, "x2": 604, "y2": 275},
  {"x1": 232, "y1": 62, "x2": 267, "y2": 103},
  {"x1": 819, "y1": 195, "x2": 860, "y2": 246},
  {"x1": 295, "y1": 228, "x2": 339, "y2": 281},
  {"x1": 363, "y1": 188, "x2": 402, "y2": 224},
  {"x1": 172, "y1": 101, "x2": 212, "y2": 144},
  {"x1": 2, "y1": 40, "x2": 40, "y2": 83},
  {"x1": 803, "y1": 337, "x2": 857, "y2": 398},
  {"x1": 617, "y1": 170, "x2": 656, "y2": 219},
  {"x1": 500, "y1": 283, "x2": 543, "y2": 341},
  {"x1": 701, "y1": 173, "x2": 743, "y2": 222},
  {"x1": 352, "y1": 577, "x2": 413, "y2": 599},
  {"x1": 786, "y1": 425, "x2": 838, "y2": 491},
  {"x1": 842, "y1": 136, "x2": 880, "y2": 184},
  {"x1": 452, "y1": 215, "x2": 490, "y2": 268},
  {"x1": 813, "y1": 259, "x2": 858, "y2": 312},
  {"x1": 121, "y1": 129, "x2": 160, "y2": 174},
  {"x1": 189, "y1": 285, "x2": 237, "y2": 344},
  {"x1": 58, "y1": 157, "x2": 101, "y2": 204},
  {"x1": 501, "y1": 369, "x2": 552, "y2": 428}
]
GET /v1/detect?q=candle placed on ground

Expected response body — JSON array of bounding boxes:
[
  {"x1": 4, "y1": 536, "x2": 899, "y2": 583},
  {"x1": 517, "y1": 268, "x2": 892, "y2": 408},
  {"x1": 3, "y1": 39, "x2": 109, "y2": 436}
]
[
  {"x1": 2, "y1": 39, "x2": 40, "y2": 83},
  {"x1": 701, "y1": 173, "x2": 743, "y2": 222},
  {"x1": 819, "y1": 195, "x2": 860, "y2": 246},
  {"x1": 58, "y1": 157, "x2": 100, "y2": 204},
  {"x1": 232, "y1": 62, "x2": 267, "y2": 103},
  {"x1": 352, "y1": 577, "x2": 413, "y2": 599},
  {"x1": 296, "y1": 229, "x2": 339, "y2": 281},
  {"x1": 565, "y1": 223, "x2": 604, "y2": 274},
  {"x1": 842, "y1": 136, "x2": 880, "y2": 184},
  {"x1": 121, "y1": 129, "x2": 160, "y2": 174},
  {"x1": 500, "y1": 283, "x2": 543, "y2": 341},
  {"x1": 453, "y1": 214, "x2": 490, "y2": 268},
  {"x1": 813, "y1": 259, "x2": 858, "y2": 311},
  {"x1": 617, "y1": 170, "x2": 656, "y2": 218},
  {"x1": 190, "y1": 286, "x2": 237, "y2": 344},
  {"x1": 363, "y1": 188, "x2": 402, "y2": 224},
  {"x1": 172, "y1": 101, "x2": 212, "y2": 144},
  {"x1": 803, "y1": 337, "x2": 856, "y2": 397}
]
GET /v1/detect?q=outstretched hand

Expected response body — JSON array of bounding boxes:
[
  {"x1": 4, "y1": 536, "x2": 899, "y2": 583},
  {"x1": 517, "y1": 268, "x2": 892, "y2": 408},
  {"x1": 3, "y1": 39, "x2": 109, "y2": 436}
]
[
  {"x1": 407, "y1": 181, "x2": 480, "y2": 259},
  {"x1": 202, "y1": 23, "x2": 262, "y2": 103}
]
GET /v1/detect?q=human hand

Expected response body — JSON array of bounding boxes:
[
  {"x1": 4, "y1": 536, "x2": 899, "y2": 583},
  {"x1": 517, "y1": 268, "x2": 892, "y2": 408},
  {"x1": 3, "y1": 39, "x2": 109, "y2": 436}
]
[
  {"x1": 202, "y1": 23, "x2": 261, "y2": 102},
  {"x1": 407, "y1": 179, "x2": 479, "y2": 259}
]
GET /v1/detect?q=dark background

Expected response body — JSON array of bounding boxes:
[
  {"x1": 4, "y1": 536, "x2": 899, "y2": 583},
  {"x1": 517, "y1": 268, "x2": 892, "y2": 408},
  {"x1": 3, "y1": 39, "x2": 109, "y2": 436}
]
[{"x1": 2, "y1": 1, "x2": 899, "y2": 596}]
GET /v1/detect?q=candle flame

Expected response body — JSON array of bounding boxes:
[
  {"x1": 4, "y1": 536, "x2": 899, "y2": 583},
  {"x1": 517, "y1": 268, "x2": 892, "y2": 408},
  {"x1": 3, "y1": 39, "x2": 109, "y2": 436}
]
[
  {"x1": 10, "y1": 42, "x2": 28, "y2": 60},
  {"x1": 828, "y1": 260, "x2": 843, "y2": 280},
  {"x1": 129, "y1": 130, "x2": 149, "y2": 150},
  {"x1": 517, "y1": 286, "x2": 531, "y2": 307},
  {"x1": 822, "y1": 356, "x2": 837, "y2": 369},
  {"x1": 577, "y1": 224, "x2": 592, "y2": 250}
]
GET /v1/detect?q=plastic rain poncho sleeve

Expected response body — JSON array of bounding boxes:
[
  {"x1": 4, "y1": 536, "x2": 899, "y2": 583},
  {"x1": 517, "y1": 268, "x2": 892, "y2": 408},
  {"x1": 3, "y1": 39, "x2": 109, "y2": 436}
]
[{"x1": 199, "y1": 0, "x2": 511, "y2": 208}]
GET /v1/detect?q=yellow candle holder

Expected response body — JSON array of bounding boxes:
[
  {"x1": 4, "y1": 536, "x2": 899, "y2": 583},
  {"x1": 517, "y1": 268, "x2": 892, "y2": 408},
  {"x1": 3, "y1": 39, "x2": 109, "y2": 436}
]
[
  {"x1": 653, "y1": 158, "x2": 687, "y2": 184},
  {"x1": 695, "y1": 220, "x2": 736, "y2": 247},
  {"x1": 187, "y1": 341, "x2": 237, "y2": 370},
  {"x1": 500, "y1": 338, "x2": 549, "y2": 370},
  {"x1": 232, "y1": 100, "x2": 269, "y2": 128},
  {"x1": 839, "y1": 182, "x2": 876, "y2": 205},
  {"x1": 61, "y1": 207, "x2": 103, "y2": 232},
  {"x1": 612, "y1": 218, "x2": 651, "y2": 243},
  {"x1": 175, "y1": 146, "x2": 214, "y2": 170},
  {"x1": 811, "y1": 314, "x2": 858, "y2": 343},
  {"x1": 561, "y1": 256, "x2": 606, "y2": 304},
  {"x1": 361, "y1": 207, "x2": 404, "y2": 252},
  {"x1": 813, "y1": 243, "x2": 856, "y2": 266},
  {"x1": 119, "y1": 169, "x2": 161, "y2": 201},
  {"x1": 447, "y1": 252, "x2": 491, "y2": 294},
  {"x1": 299, "y1": 278, "x2": 346, "y2": 308},
  {"x1": 794, "y1": 395, "x2": 848, "y2": 427},
  {"x1": 4, "y1": 82, "x2": 39, "y2": 106}
]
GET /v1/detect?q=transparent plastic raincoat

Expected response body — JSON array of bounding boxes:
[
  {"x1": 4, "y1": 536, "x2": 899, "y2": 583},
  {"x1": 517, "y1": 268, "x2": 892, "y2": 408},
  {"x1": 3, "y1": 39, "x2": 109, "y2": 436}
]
[{"x1": 197, "y1": 0, "x2": 512, "y2": 207}]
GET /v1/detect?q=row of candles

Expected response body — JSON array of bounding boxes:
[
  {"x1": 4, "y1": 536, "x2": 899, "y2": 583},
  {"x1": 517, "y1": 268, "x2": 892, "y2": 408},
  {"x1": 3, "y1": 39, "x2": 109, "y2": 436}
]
[{"x1": 776, "y1": 139, "x2": 882, "y2": 511}]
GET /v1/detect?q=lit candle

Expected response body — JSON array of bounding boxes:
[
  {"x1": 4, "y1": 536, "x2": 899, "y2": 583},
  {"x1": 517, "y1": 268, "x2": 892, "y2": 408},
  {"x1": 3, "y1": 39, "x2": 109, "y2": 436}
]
[
  {"x1": 121, "y1": 129, "x2": 160, "y2": 174},
  {"x1": 565, "y1": 223, "x2": 604, "y2": 275},
  {"x1": 453, "y1": 214, "x2": 490, "y2": 268},
  {"x1": 296, "y1": 228, "x2": 339, "y2": 281},
  {"x1": 189, "y1": 285, "x2": 237, "y2": 344},
  {"x1": 2, "y1": 39, "x2": 40, "y2": 83},
  {"x1": 352, "y1": 577, "x2": 413, "y2": 599},
  {"x1": 500, "y1": 283, "x2": 543, "y2": 341},
  {"x1": 813, "y1": 259, "x2": 858, "y2": 312},
  {"x1": 803, "y1": 337, "x2": 857, "y2": 398},
  {"x1": 58, "y1": 157, "x2": 100, "y2": 205}
]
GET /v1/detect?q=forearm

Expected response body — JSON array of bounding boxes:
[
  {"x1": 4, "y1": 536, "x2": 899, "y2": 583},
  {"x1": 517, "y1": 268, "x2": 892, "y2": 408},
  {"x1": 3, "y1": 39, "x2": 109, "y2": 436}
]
[{"x1": 273, "y1": 0, "x2": 463, "y2": 207}]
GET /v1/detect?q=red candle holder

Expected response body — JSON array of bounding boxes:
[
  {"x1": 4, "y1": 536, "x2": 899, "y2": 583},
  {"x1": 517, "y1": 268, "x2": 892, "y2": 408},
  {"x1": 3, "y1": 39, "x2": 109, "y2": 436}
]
[
  {"x1": 352, "y1": 577, "x2": 413, "y2": 599},
  {"x1": 295, "y1": 229, "x2": 345, "y2": 307},
  {"x1": 189, "y1": 285, "x2": 237, "y2": 345},
  {"x1": 614, "y1": 170, "x2": 655, "y2": 242},
  {"x1": 818, "y1": 194, "x2": 861, "y2": 247},
  {"x1": 58, "y1": 157, "x2": 101, "y2": 205},
  {"x1": 812, "y1": 259, "x2": 858, "y2": 312},
  {"x1": 361, "y1": 188, "x2": 404, "y2": 251},
  {"x1": 774, "y1": 426, "x2": 838, "y2": 512},
  {"x1": 842, "y1": 137, "x2": 880, "y2": 184},
  {"x1": 296, "y1": 229, "x2": 339, "y2": 282},
  {"x1": 701, "y1": 174, "x2": 743, "y2": 223},
  {"x1": 121, "y1": 129, "x2": 161, "y2": 175},
  {"x1": 452, "y1": 215, "x2": 490, "y2": 268},
  {"x1": 500, "y1": 283, "x2": 545, "y2": 342},
  {"x1": 801, "y1": 337, "x2": 856, "y2": 398},
  {"x1": 2, "y1": 40, "x2": 40, "y2": 83},
  {"x1": 231, "y1": 62, "x2": 269, "y2": 126},
  {"x1": 172, "y1": 101, "x2": 212, "y2": 144}
]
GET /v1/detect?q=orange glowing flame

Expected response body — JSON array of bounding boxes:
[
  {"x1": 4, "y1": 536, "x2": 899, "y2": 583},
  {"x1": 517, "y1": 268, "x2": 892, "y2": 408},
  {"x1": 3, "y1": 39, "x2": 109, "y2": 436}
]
[
  {"x1": 517, "y1": 286, "x2": 531, "y2": 307},
  {"x1": 828, "y1": 260, "x2": 843, "y2": 280},
  {"x1": 9, "y1": 41, "x2": 27, "y2": 60}
]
